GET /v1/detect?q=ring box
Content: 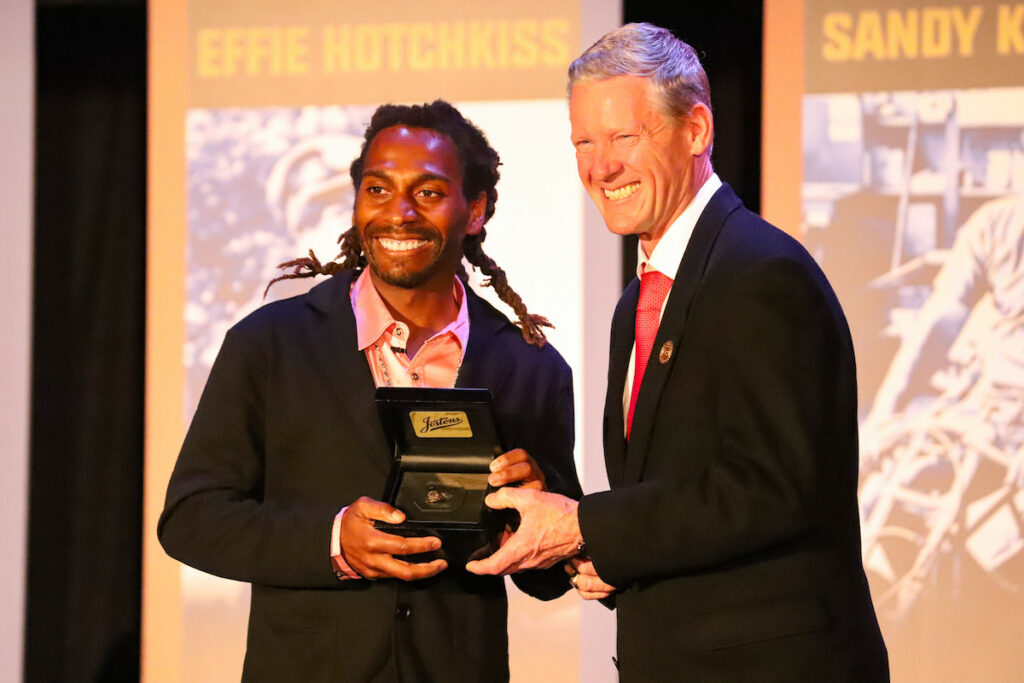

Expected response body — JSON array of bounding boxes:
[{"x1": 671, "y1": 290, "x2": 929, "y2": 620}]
[{"x1": 372, "y1": 387, "x2": 509, "y2": 566}]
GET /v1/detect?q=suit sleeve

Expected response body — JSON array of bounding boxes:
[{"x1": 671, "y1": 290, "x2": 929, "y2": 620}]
[
  {"x1": 511, "y1": 359, "x2": 582, "y2": 600},
  {"x1": 579, "y1": 256, "x2": 856, "y2": 588},
  {"x1": 157, "y1": 324, "x2": 342, "y2": 589}
]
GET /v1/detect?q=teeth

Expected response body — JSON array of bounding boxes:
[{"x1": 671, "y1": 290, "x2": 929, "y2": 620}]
[
  {"x1": 378, "y1": 238, "x2": 428, "y2": 252},
  {"x1": 603, "y1": 182, "x2": 640, "y2": 200}
]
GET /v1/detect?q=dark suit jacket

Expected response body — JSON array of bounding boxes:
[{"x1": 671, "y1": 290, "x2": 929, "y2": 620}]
[
  {"x1": 578, "y1": 185, "x2": 888, "y2": 681},
  {"x1": 158, "y1": 269, "x2": 581, "y2": 683}
]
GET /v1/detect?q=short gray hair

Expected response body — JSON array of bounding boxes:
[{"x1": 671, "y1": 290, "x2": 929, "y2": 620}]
[{"x1": 568, "y1": 23, "x2": 712, "y2": 123}]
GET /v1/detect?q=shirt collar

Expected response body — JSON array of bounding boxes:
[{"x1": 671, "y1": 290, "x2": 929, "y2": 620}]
[
  {"x1": 636, "y1": 173, "x2": 722, "y2": 279},
  {"x1": 350, "y1": 268, "x2": 470, "y2": 353}
]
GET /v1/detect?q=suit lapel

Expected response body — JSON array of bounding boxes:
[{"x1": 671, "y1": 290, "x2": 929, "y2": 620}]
[
  {"x1": 622, "y1": 184, "x2": 740, "y2": 483},
  {"x1": 457, "y1": 287, "x2": 514, "y2": 395},
  {"x1": 305, "y1": 271, "x2": 392, "y2": 476},
  {"x1": 603, "y1": 279, "x2": 639, "y2": 487}
]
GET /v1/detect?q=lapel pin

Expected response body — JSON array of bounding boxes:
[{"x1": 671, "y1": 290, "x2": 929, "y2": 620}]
[{"x1": 659, "y1": 341, "x2": 673, "y2": 364}]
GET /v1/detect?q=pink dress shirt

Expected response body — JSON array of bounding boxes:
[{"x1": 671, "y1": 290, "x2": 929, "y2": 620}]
[{"x1": 331, "y1": 269, "x2": 471, "y2": 579}]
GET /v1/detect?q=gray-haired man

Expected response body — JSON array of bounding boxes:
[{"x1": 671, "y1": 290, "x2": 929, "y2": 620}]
[{"x1": 468, "y1": 23, "x2": 889, "y2": 681}]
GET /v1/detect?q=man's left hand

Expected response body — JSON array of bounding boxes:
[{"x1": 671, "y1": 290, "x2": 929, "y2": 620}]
[
  {"x1": 465, "y1": 487, "x2": 581, "y2": 575},
  {"x1": 487, "y1": 448, "x2": 546, "y2": 490},
  {"x1": 565, "y1": 556, "x2": 616, "y2": 600}
]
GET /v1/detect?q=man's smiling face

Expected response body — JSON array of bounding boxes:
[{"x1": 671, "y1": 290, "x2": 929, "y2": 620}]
[
  {"x1": 354, "y1": 125, "x2": 484, "y2": 290},
  {"x1": 570, "y1": 75, "x2": 699, "y2": 249}
]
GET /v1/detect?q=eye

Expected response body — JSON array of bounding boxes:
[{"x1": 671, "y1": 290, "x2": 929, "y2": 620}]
[
  {"x1": 418, "y1": 188, "x2": 445, "y2": 199},
  {"x1": 615, "y1": 134, "x2": 638, "y2": 144},
  {"x1": 365, "y1": 185, "x2": 386, "y2": 195},
  {"x1": 573, "y1": 140, "x2": 593, "y2": 155}
]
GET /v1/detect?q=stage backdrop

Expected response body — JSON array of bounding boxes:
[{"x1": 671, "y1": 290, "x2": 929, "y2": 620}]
[
  {"x1": 765, "y1": 1, "x2": 1024, "y2": 681},
  {"x1": 144, "y1": 1, "x2": 620, "y2": 681}
]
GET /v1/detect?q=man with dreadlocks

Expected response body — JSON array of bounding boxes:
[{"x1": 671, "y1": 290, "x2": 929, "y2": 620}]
[{"x1": 159, "y1": 100, "x2": 581, "y2": 682}]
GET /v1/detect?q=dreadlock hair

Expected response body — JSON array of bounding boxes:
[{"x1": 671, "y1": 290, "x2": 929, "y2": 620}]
[{"x1": 267, "y1": 100, "x2": 552, "y2": 347}]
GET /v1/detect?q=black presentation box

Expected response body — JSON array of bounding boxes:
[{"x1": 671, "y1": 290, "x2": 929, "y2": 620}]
[{"x1": 373, "y1": 386, "x2": 509, "y2": 566}]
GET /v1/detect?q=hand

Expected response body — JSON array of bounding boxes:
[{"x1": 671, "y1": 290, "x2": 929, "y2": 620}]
[
  {"x1": 488, "y1": 448, "x2": 546, "y2": 490},
  {"x1": 465, "y1": 487, "x2": 581, "y2": 575},
  {"x1": 339, "y1": 496, "x2": 447, "y2": 581},
  {"x1": 565, "y1": 556, "x2": 616, "y2": 600}
]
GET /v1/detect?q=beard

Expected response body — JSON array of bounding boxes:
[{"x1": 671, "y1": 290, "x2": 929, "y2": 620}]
[{"x1": 360, "y1": 223, "x2": 458, "y2": 289}]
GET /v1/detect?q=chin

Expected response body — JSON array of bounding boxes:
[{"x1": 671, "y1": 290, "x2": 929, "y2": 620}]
[
  {"x1": 372, "y1": 266, "x2": 432, "y2": 289},
  {"x1": 600, "y1": 220, "x2": 642, "y2": 237},
  {"x1": 369, "y1": 257, "x2": 447, "y2": 289},
  {"x1": 595, "y1": 206, "x2": 644, "y2": 236},
  {"x1": 383, "y1": 274, "x2": 430, "y2": 289}
]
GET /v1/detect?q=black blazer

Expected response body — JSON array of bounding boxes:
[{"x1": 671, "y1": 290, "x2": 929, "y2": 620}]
[
  {"x1": 159, "y1": 269, "x2": 581, "y2": 682},
  {"x1": 578, "y1": 185, "x2": 888, "y2": 681}
]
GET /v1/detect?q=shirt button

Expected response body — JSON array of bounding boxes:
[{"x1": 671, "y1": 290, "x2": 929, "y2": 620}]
[
  {"x1": 410, "y1": 372, "x2": 420, "y2": 381},
  {"x1": 396, "y1": 604, "x2": 413, "y2": 620},
  {"x1": 394, "y1": 327, "x2": 403, "y2": 336}
]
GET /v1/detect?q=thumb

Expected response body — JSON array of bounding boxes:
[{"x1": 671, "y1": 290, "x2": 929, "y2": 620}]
[
  {"x1": 484, "y1": 486, "x2": 522, "y2": 511},
  {"x1": 354, "y1": 497, "x2": 404, "y2": 524}
]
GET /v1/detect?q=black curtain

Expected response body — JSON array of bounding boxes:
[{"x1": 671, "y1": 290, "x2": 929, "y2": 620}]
[
  {"x1": 620, "y1": 1, "x2": 764, "y2": 284},
  {"x1": 27, "y1": 3, "x2": 146, "y2": 681},
  {"x1": 24, "y1": 2, "x2": 760, "y2": 680}
]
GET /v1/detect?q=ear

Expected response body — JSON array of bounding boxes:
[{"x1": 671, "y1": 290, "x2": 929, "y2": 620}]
[
  {"x1": 686, "y1": 103, "x2": 714, "y2": 157},
  {"x1": 466, "y1": 192, "x2": 487, "y2": 236}
]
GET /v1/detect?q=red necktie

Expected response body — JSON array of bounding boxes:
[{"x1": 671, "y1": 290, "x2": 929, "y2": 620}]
[{"x1": 627, "y1": 270, "x2": 673, "y2": 439}]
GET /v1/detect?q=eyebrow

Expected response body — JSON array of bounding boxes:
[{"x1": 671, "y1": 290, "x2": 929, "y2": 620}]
[{"x1": 361, "y1": 170, "x2": 452, "y2": 185}]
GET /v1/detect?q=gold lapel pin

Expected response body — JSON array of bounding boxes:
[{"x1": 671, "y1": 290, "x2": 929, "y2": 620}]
[{"x1": 658, "y1": 341, "x2": 673, "y2": 364}]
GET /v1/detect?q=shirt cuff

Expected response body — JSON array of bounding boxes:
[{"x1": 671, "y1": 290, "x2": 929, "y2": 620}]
[{"x1": 331, "y1": 506, "x2": 362, "y2": 580}]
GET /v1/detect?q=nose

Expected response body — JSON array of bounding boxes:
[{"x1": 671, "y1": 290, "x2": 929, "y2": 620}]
[
  {"x1": 384, "y1": 191, "x2": 417, "y2": 226},
  {"x1": 589, "y1": 142, "x2": 623, "y2": 182}
]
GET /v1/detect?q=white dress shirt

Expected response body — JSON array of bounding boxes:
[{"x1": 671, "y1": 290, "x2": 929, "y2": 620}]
[{"x1": 621, "y1": 173, "x2": 722, "y2": 432}]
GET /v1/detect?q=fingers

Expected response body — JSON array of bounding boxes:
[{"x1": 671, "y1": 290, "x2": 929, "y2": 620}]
[
  {"x1": 349, "y1": 496, "x2": 405, "y2": 524},
  {"x1": 366, "y1": 556, "x2": 448, "y2": 582},
  {"x1": 368, "y1": 531, "x2": 442, "y2": 558},
  {"x1": 482, "y1": 485, "x2": 535, "y2": 512},
  {"x1": 347, "y1": 530, "x2": 447, "y2": 581},
  {"x1": 466, "y1": 528, "x2": 564, "y2": 575},
  {"x1": 567, "y1": 557, "x2": 600, "y2": 576},
  {"x1": 340, "y1": 497, "x2": 446, "y2": 581},
  {"x1": 576, "y1": 587, "x2": 614, "y2": 600},
  {"x1": 466, "y1": 542, "x2": 520, "y2": 576},
  {"x1": 488, "y1": 449, "x2": 546, "y2": 490},
  {"x1": 565, "y1": 558, "x2": 584, "y2": 578},
  {"x1": 488, "y1": 461, "x2": 537, "y2": 488},
  {"x1": 566, "y1": 556, "x2": 591, "y2": 575},
  {"x1": 575, "y1": 571, "x2": 615, "y2": 592},
  {"x1": 466, "y1": 528, "x2": 551, "y2": 574},
  {"x1": 472, "y1": 490, "x2": 580, "y2": 575},
  {"x1": 482, "y1": 487, "x2": 515, "y2": 511},
  {"x1": 490, "y1": 448, "x2": 530, "y2": 472},
  {"x1": 565, "y1": 557, "x2": 616, "y2": 600}
]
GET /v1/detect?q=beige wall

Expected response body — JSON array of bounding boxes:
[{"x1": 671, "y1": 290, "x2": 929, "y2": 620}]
[{"x1": 0, "y1": 1, "x2": 34, "y2": 680}]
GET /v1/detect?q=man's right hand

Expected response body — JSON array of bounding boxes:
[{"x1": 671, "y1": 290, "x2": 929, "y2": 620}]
[
  {"x1": 339, "y1": 496, "x2": 447, "y2": 580},
  {"x1": 465, "y1": 488, "x2": 582, "y2": 575}
]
